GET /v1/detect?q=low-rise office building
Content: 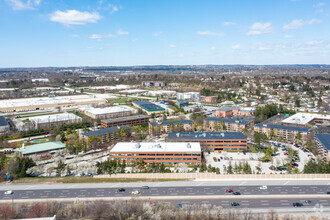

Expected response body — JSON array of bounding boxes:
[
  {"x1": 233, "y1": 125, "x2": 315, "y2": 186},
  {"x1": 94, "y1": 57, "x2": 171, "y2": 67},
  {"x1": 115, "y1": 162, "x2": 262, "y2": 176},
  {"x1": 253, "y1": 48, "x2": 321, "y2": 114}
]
[
  {"x1": 254, "y1": 123, "x2": 310, "y2": 143},
  {"x1": 101, "y1": 115, "x2": 149, "y2": 128},
  {"x1": 133, "y1": 101, "x2": 165, "y2": 114},
  {"x1": 80, "y1": 126, "x2": 131, "y2": 145},
  {"x1": 282, "y1": 113, "x2": 330, "y2": 127},
  {"x1": 204, "y1": 96, "x2": 217, "y2": 103},
  {"x1": 216, "y1": 106, "x2": 255, "y2": 118},
  {"x1": 203, "y1": 117, "x2": 250, "y2": 132},
  {"x1": 29, "y1": 113, "x2": 82, "y2": 129},
  {"x1": 149, "y1": 120, "x2": 194, "y2": 136},
  {"x1": 79, "y1": 106, "x2": 136, "y2": 119},
  {"x1": 314, "y1": 133, "x2": 330, "y2": 161},
  {"x1": 18, "y1": 142, "x2": 65, "y2": 158},
  {"x1": 0, "y1": 116, "x2": 10, "y2": 133},
  {"x1": 167, "y1": 132, "x2": 247, "y2": 152},
  {"x1": 177, "y1": 92, "x2": 200, "y2": 102},
  {"x1": 142, "y1": 81, "x2": 168, "y2": 87},
  {"x1": 109, "y1": 142, "x2": 201, "y2": 166},
  {"x1": 176, "y1": 100, "x2": 189, "y2": 108}
]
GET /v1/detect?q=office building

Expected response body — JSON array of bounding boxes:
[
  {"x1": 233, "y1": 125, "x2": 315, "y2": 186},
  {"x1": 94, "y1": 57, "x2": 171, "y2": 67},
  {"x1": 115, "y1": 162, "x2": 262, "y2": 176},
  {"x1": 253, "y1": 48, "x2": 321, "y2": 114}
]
[{"x1": 101, "y1": 115, "x2": 149, "y2": 128}]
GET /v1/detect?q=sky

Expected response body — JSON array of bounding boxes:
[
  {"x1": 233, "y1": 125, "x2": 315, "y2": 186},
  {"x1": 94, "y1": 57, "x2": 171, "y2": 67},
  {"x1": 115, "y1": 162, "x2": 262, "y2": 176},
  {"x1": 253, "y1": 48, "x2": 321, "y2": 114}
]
[{"x1": 0, "y1": 0, "x2": 329, "y2": 67}]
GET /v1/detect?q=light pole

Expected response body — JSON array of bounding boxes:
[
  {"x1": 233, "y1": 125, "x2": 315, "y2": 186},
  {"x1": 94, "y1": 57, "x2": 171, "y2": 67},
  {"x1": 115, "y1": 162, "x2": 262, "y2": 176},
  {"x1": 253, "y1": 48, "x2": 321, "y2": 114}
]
[{"x1": 11, "y1": 191, "x2": 15, "y2": 209}]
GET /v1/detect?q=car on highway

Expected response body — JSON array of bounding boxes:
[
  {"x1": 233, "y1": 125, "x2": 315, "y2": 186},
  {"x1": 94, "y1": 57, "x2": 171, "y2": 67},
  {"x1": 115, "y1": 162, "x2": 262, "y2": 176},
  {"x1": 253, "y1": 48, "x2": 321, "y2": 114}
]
[
  {"x1": 226, "y1": 189, "x2": 234, "y2": 193},
  {"x1": 4, "y1": 190, "x2": 13, "y2": 195},
  {"x1": 142, "y1": 186, "x2": 149, "y2": 189},
  {"x1": 292, "y1": 202, "x2": 303, "y2": 207},
  {"x1": 305, "y1": 200, "x2": 312, "y2": 204},
  {"x1": 260, "y1": 185, "x2": 267, "y2": 190},
  {"x1": 118, "y1": 188, "x2": 125, "y2": 192},
  {"x1": 131, "y1": 190, "x2": 140, "y2": 195},
  {"x1": 231, "y1": 202, "x2": 240, "y2": 206},
  {"x1": 233, "y1": 192, "x2": 241, "y2": 195}
]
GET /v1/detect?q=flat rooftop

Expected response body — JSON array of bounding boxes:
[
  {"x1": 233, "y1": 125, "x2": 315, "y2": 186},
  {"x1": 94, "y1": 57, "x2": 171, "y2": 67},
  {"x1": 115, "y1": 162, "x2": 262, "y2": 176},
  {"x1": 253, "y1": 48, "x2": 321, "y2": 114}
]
[
  {"x1": 0, "y1": 116, "x2": 9, "y2": 127},
  {"x1": 81, "y1": 125, "x2": 130, "y2": 137},
  {"x1": 282, "y1": 113, "x2": 330, "y2": 125},
  {"x1": 80, "y1": 106, "x2": 136, "y2": 115},
  {"x1": 150, "y1": 120, "x2": 193, "y2": 126},
  {"x1": 102, "y1": 114, "x2": 149, "y2": 123},
  {"x1": 205, "y1": 117, "x2": 250, "y2": 125},
  {"x1": 19, "y1": 142, "x2": 65, "y2": 155},
  {"x1": 255, "y1": 123, "x2": 310, "y2": 132},
  {"x1": 111, "y1": 142, "x2": 201, "y2": 153},
  {"x1": 29, "y1": 113, "x2": 81, "y2": 124},
  {"x1": 133, "y1": 101, "x2": 165, "y2": 112},
  {"x1": 168, "y1": 132, "x2": 247, "y2": 140}
]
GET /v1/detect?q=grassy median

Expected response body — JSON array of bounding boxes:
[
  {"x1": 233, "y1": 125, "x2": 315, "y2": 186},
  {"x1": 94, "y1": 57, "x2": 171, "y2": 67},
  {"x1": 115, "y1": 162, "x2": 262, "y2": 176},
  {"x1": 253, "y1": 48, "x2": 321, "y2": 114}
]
[{"x1": 5, "y1": 177, "x2": 188, "y2": 184}]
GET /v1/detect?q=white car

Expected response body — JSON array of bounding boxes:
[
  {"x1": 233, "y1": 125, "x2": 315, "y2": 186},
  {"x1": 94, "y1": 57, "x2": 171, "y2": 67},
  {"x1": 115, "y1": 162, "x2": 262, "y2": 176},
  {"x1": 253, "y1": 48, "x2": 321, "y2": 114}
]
[
  {"x1": 260, "y1": 185, "x2": 267, "y2": 190},
  {"x1": 4, "y1": 190, "x2": 13, "y2": 195},
  {"x1": 131, "y1": 190, "x2": 140, "y2": 195}
]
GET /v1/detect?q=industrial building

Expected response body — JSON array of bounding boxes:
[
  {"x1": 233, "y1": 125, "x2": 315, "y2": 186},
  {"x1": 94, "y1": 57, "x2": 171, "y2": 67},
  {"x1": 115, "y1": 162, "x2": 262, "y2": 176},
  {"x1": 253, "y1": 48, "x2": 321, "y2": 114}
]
[
  {"x1": 0, "y1": 94, "x2": 111, "y2": 113},
  {"x1": 203, "y1": 117, "x2": 250, "y2": 132},
  {"x1": 149, "y1": 120, "x2": 194, "y2": 136},
  {"x1": 314, "y1": 133, "x2": 330, "y2": 161},
  {"x1": 0, "y1": 116, "x2": 10, "y2": 133},
  {"x1": 254, "y1": 123, "x2": 310, "y2": 143},
  {"x1": 281, "y1": 113, "x2": 330, "y2": 127},
  {"x1": 109, "y1": 142, "x2": 201, "y2": 166},
  {"x1": 101, "y1": 115, "x2": 149, "y2": 128},
  {"x1": 141, "y1": 81, "x2": 168, "y2": 87},
  {"x1": 177, "y1": 92, "x2": 200, "y2": 102},
  {"x1": 19, "y1": 142, "x2": 65, "y2": 158},
  {"x1": 167, "y1": 132, "x2": 247, "y2": 152},
  {"x1": 133, "y1": 101, "x2": 165, "y2": 114},
  {"x1": 29, "y1": 113, "x2": 82, "y2": 129},
  {"x1": 79, "y1": 106, "x2": 136, "y2": 119},
  {"x1": 80, "y1": 126, "x2": 131, "y2": 145}
]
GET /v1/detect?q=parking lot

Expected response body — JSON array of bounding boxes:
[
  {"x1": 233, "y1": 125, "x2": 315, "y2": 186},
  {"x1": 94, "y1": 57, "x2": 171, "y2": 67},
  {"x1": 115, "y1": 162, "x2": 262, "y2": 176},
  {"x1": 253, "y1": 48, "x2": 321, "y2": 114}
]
[{"x1": 205, "y1": 141, "x2": 314, "y2": 174}]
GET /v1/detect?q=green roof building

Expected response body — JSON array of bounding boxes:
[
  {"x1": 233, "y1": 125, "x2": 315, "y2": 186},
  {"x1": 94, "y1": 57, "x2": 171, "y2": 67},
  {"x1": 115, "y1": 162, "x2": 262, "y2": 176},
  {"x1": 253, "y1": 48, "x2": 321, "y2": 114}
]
[{"x1": 19, "y1": 141, "x2": 65, "y2": 158}]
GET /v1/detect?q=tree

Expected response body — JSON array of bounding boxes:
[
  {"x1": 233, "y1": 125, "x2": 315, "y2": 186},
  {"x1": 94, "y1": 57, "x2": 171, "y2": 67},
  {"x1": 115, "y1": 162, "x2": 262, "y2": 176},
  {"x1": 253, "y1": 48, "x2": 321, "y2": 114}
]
[
  {"x1": 120, "y1": 128, "x2": 127, "y2": 138},
  {"x1": 295, "y1": 99, "x2": 301, "y2": 107},
  {"x1": 56, "y1": 160, "x2": 66, "y2": 177},
  {"x1": 227, "y1": 162, "x2": 233, "y2": 174},
  {"x1": 296, "y1": 132, "x2": 302, "y2": 144},
  {"x1": 135, "y1": 159, "x2": 146, "y2": 172},
  {"x1": 270, "y1": 128, "x2": 275, "y2": 139}
]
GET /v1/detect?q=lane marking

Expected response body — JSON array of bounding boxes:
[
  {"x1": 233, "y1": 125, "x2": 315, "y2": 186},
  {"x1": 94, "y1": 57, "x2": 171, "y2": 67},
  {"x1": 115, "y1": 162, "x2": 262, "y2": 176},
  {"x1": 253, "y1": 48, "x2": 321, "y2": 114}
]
[
  {"x1": 283, "y1": 181, "x2": 289, "y2": 185},
  {"x1": 239, "y1": 181, "x2": 246, "y2": 186}
]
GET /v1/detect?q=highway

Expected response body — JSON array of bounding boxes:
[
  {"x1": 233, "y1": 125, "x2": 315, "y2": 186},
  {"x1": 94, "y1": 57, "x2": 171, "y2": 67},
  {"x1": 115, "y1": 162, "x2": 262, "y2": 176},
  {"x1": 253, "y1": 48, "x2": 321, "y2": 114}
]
[{"x1": 0, "y1": 180, "x2": 329, "y2": 212}]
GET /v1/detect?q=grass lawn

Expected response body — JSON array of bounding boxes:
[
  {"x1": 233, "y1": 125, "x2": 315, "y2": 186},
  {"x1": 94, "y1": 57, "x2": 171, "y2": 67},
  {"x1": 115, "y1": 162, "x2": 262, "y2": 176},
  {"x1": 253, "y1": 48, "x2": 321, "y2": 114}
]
[
  {"x1": 67, "y1": 110, "x2": 91, "y2": 119},
  {"x1": 108, "y1": 97, "x2": 140, "y2": 104},
  {"x1": 9, "y1": 177, "x2": 188, "y2": 184}
]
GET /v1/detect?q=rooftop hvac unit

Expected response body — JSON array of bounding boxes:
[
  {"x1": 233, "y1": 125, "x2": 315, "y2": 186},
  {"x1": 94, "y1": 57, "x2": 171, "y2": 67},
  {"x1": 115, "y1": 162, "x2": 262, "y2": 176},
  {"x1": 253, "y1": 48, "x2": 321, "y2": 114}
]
[
  {"x1": 187, "y1": 143, "x2": 191, "y2": 149},
  {"x1": 135, "y1": 143, "x2": 141, "y2": 149},
  {"x1": 221, "y1": 133, "x2": 225, "y2": 137},
  {"x1": 202, "y1": 133, "x2": 206, "y2": 137},
  {"x1": 176, "y1": 133, "x2": 180, "y2": 137}
]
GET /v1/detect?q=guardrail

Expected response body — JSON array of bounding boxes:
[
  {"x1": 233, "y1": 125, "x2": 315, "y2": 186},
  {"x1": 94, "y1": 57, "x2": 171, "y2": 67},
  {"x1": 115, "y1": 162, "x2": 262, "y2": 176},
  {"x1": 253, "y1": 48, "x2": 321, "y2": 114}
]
[{"x1": 94, "y1": 173, "x2": 330, "y2": 180}]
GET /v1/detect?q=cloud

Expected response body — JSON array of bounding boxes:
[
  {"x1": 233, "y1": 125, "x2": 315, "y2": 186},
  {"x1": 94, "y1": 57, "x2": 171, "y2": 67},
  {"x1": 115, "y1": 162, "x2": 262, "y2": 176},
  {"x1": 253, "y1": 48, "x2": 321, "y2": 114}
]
[
  {"x1": 108, "y1": 4, "x2": 119, "y2": 13},
  {"x1": 117, "y1": 29, "x2": 129, "y2": 35},
  {"x1": 196, "y1": 30, "x2": 224, "y2": 37},
  {"x1": 50, "y1": 10, "x2": 101, "y2": 25},
  {"x1": 313, "y1": 2, "x2": 326, "y2": 8},
  {"x1": 305, "y1": 40, "x2": 323, "y2": 45},
  {"x1": 222, "y1": 21, "x2": 236, "y2": 26},
  {"x1": 232, "y1": 45, "x2": 242, "y2": 50},
  {"x1": 283, "y1": 19, "x2": 322, "y2": 30},
  {"x1": 153, "y1": 31, "x2": 162, "y2": 37},
  {"x1": 7, "y1": 0, "x2": 40, "y2": 10},
  {"x1": 89, "y1": 33, "x2": 114, "y2": 41},
  {"x1": 169, "y1": 44, "x2": 176, "y2": 48},
  {"x1": 132, "y1": 38, "x2": 138, "y2": 42},
  {"x1": 71, "y1": 34, "x2": 79, "y2": 38},
  {"x1": 210, "y1": 46, "x2": 216, "y2": 51},
  {"x1": 284, "y1": 34, "x2": 293, "y2": 39},
  {"x1": 247, "y1": 22, "x2": 273, "y2": 35}
]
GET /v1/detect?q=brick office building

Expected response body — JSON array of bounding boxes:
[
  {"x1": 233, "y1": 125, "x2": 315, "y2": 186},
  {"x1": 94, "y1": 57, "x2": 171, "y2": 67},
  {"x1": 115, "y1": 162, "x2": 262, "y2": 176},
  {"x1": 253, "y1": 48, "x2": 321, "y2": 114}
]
[
  {"x1": 109, "y1": 142, "x2": 201, "y2": 166},
  {"x1": 167, "y1": 132, "x2": 247, "y2": 153},
  {"x1": 101, "y1": 115, "x2": 149, "y2": 128},
  {"x1": 203, "y1": 117, "x2": 250, "y2": 132}
]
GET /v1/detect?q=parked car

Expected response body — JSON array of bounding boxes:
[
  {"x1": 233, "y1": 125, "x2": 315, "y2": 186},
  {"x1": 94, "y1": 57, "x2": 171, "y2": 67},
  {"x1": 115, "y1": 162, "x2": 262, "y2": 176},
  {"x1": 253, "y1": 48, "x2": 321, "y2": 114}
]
[
  {"x1": 233, "y1": 192, "x2": 241, "y2": 195},
  {"x1": 292, "y1": 202, "x2": 303, "y2": 207},
  {"x1": 226, "y1": 189, "x2": 234, "y2": 193},
  {"x1": 231, "y1": 202, "x2": 240, "y2": 206},
  {"x1": 118, "y1": 188, "x2": 125, "y2": 192},
  {"x1": 284, "y1": 153, "x2": 288, "y2": 155},
  {"x1": 4, "y1": 190, "x2": 13, "y2": 195}
]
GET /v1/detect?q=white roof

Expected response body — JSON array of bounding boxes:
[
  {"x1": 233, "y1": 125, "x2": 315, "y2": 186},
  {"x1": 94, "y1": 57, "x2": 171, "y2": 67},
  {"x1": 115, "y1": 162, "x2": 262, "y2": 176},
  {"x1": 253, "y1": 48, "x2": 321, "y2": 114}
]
[
  {"x1": 282, "y1": 113, "x2": 330, "y2": 125},
  {"x1": 80, "y1": 106, "x2": 136, "y2": 115},
  {"x1": 111, "y1": 142, "x2": 201, "y2": 153},
  {"x1": 29, "y1": 113, "x2": 81, "y2": 124},
  {"x1": 0, "y1": 94, "x2": 114, "y2": 108}
]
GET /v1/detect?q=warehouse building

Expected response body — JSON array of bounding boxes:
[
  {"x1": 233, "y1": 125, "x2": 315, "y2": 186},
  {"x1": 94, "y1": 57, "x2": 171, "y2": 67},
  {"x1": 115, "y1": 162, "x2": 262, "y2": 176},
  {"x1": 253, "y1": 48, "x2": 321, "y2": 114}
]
[
  {"x1": 254, "y1": 123, "x2": 310, "y2": 143},
  {"x1": 0, "y1": 116, "x2": 10, "y2": 133},
  {"x1": 133, "y1": 101, "x2": 165, "y2": 114},
  {"x1": 177, "y1": 92, "x2": 200, "y2": 102},
  {"x1": 0, "y1": 94, "x2": 111, "y2": 113},
  {"x1": 204, "y1": 117, "x2": 250, "y2": 132},
  {"x1": 314, "y1": 133, "x2": 330, "y2": 162},
  {"x1": 19, "y1": 142, "x2": 65, "y2": 158},
  {"x1": 101, "y1": 115, "x2": 149, "y2": 128},
  {"x1": 29, "y1": 113, "x2": 82, "y2": 129},
  {"x1": 79, "y1": 106, "x2": 137, "y2": 119},
  {"x1": 109, "y1": 142, "x2": 201, "y2": 166},
  {"x1": 168, "y1": 132, "x2": 247, "y2": 153},
  {"x1": 282, "y1": 113, "x2": 330, "y2": 127},
  {"x1": 142, "y1": 81, "x2": 168, "y2": 87},
  {"x1": 149, "y1": 120, "x2": 194, "y2": 136},
  {"x1": 80, "y1": 126, "x2": 131, "y2": 145}
]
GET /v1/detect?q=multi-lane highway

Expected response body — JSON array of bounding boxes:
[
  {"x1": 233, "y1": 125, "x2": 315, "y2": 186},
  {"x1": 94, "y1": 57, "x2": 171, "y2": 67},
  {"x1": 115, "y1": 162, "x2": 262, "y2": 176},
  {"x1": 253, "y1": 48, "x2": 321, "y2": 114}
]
[{"x1": 1, "y1": 180, "x2": 329, "y2": 212}]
